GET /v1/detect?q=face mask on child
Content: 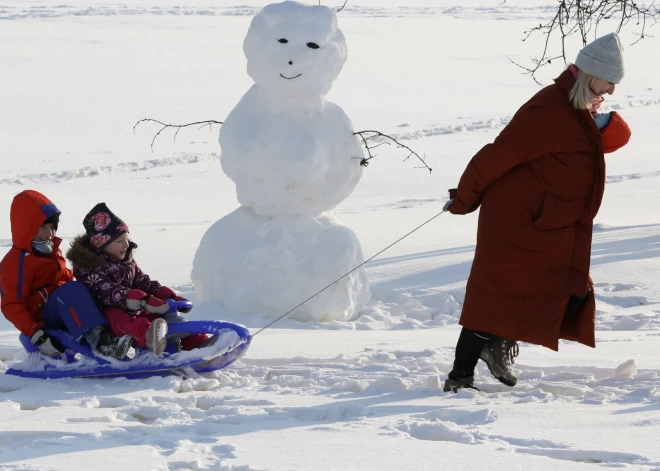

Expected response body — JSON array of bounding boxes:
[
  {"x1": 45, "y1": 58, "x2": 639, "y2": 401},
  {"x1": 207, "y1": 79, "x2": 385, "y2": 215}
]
[{"x1": 32, "y1": 240, "x2": 54, "y2": 256}]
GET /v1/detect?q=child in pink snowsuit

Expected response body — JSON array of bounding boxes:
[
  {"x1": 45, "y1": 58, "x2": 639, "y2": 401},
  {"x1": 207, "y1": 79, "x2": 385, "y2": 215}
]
[{"x1": 66, "y1": 202, "x2": 208, "y2": 355}]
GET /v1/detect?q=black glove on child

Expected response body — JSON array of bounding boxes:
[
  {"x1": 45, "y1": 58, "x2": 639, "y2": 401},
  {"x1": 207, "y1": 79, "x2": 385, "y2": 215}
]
[{"x1": 30, "y1": 329, "x2": 65, "y2": 356}]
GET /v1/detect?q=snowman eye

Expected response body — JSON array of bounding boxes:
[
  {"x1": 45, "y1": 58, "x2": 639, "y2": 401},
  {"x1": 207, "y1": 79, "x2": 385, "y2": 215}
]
[
  {"x1": 307, "y1": 42, "x2": 320, "y2": 49},
  {"x1": 278, "y1": 38, "x2": 288, "y2": 44}
]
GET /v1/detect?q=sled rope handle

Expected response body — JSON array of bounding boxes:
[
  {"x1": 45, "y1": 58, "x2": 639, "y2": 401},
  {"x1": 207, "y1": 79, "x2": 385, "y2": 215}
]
[{"x1": 252, "y1": 207, "x2": 450, "y2": 337}]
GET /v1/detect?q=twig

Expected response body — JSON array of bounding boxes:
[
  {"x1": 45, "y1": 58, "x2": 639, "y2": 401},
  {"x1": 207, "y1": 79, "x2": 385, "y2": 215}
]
[
  {"x1": 133, "y1": 118, "x2": 224, "y2": 152},
  {"x1": 318, "y1": 0, "x2": 348, "y2": 11},
  {"x1": 512, "y1": 0, "x2": 659, "y2": 84},
  {"x1": 354, "y1": 130, "x2": 432, "y2": 173}
]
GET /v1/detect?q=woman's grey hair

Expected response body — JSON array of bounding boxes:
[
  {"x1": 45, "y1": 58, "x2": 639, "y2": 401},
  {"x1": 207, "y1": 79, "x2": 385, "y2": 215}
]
[{"x1": 567, "y1": 64, "x2": 600, "y2": 110}]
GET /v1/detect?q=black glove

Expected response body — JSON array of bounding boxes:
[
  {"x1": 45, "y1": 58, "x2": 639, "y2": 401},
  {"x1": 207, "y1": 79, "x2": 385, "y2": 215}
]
[
  {"x1": 30, "y1": 329, "x2": 65, "y2": 356},
  {"x1": 443, "y1": 188, "x2": 458, "y2": 212}
]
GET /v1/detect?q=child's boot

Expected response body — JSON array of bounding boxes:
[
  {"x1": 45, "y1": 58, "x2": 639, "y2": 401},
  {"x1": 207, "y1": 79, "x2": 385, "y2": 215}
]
[
  {"x1": 92, "y1": 327, "x2": 132, "y2": 360},
  {"x1": 146, "y1": 318, "x2": 168, "y2": 355}
]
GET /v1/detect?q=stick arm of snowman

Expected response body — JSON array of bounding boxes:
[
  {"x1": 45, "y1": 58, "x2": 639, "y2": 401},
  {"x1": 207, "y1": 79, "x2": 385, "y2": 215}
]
[
  {"x1": 318, "y1": 0, "x2": 348, "y2": 12},
  {"x1": 132, "y1": 118, "x2": 432, "y2": 174},
  {"x1": 354, "y1": 130, "x2": 432, "y2": 173},
  {"x1": 133, "y1": 118, "x2": 224, "y2": 153}
]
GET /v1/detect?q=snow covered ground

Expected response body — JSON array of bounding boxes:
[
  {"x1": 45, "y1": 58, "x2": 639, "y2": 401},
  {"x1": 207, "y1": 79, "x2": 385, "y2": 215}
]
[{"x1": 1, "y1": 1, "x2": 659, "y2": 470}]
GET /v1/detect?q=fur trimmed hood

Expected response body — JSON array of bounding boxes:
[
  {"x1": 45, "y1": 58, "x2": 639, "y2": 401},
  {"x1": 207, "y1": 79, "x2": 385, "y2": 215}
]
[{"x1": 66, "y1": 234, "x2": 136, "y2": 270}]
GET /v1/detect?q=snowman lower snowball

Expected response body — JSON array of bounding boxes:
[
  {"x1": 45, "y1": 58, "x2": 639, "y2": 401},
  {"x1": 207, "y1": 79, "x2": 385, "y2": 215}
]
[{"x1": 191, "y1": 0, "x2": 371, "y2": 322}]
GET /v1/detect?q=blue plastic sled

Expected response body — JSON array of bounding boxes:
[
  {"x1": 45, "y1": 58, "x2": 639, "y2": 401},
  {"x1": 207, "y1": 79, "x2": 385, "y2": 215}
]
[{"x1": 5, "y1": 300, "x2": 251, "y2": 379}]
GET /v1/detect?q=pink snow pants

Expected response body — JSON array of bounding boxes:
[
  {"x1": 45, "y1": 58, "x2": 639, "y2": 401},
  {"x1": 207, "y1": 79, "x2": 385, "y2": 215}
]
[{"x1": 105, "y1": 308, "x2": 207, "y2": 350}]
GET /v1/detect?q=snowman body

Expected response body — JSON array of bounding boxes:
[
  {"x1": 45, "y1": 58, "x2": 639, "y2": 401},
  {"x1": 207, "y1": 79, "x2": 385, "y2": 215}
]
[{"x1": 219, "y1": 85, "x2": 363, "y2": 216}]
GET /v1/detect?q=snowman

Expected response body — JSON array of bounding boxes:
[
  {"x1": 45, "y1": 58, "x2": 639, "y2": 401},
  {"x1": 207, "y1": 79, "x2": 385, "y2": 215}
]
[{"x1": 191, "y1": 0, "x2": 370, "y2": 322}]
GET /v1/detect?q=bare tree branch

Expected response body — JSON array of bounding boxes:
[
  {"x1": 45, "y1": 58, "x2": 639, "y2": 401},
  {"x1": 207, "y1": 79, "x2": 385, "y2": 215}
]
[
  {"x1": 133, "y1": 118, "x2": 223, "y2": 152},
  {"x1": 354, "y1": 130, "x2": 432, "y2": 173},
  {"x1": 318, "y1": 0, "x2": 348, "y2": 11},
  {"x1": 511, "y1": 0, "x2": 659, "y2": 84}
]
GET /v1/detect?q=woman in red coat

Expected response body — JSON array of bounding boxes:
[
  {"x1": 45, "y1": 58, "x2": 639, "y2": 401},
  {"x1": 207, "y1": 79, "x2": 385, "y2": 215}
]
[{"x1": 443, "y1": 32, "x2": 632, "y2": 392}]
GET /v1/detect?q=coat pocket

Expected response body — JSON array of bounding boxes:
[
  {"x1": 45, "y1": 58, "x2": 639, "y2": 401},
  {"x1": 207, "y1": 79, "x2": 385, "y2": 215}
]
[
  {"x1": 533, "y1": 193, "x2": 584, "y2": 231},
  {"x1": 26, "y1": 290, "x2": 47, "y2": 315}
]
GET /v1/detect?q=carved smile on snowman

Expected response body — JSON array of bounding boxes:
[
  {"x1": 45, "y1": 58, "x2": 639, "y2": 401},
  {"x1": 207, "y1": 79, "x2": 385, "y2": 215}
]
[{"x1": 280, "y1": 73, "x2": 302, "y2": 80}]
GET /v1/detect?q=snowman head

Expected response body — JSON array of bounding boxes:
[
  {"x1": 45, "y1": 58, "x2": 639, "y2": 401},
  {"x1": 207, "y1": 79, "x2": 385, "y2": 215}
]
[{"x1": 243, "y1": 1, "x2": 347, "y2": 103}]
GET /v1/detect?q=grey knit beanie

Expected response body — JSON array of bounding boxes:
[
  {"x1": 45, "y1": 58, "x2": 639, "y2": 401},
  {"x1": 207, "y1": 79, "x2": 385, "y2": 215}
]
[{"x1": 575, "y1": 32, "x2": 625, "y2": 83}]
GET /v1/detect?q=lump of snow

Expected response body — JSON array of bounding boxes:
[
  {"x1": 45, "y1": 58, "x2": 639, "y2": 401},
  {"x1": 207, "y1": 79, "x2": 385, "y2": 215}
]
[
  {"x1": 195, "y1": 394, "x2": 226, "y2": 411},
  {"x1": 192, "y1": 207, "x2": 370, "y2": 322},
  {"x1": 366, "y1": 377, "x2": 412, "y2": 391},
  {"x1": 66, "y1": 416, "x2": 114, "y2": 423},
  {"x1": 421, "y1": 375, "x2": 441, "y2": 389},
  {"x1": 537, "y1": 383, "x2": 586, "y2": 397},
  {"x1": 398, "y1": 421, "x2": 476, "y2": 444},
  {"x1": 328, "y1": 380, "x2": 368, "y2": 393},
  {"x1": 418, "y1": 408, "x2": 496, "y2": 425},
  {"x1": 370, "y1": 352, "x2": 397, "y2": 362},
  {"x1": 269, "y1": 404, "x2": 371, "y2": 422},
  {"x1": 611, "y1": 316, "x2": 651, "y2": 331},
  {"x1": 614, "y1": 359, "x2": 637, "y2": 379}
]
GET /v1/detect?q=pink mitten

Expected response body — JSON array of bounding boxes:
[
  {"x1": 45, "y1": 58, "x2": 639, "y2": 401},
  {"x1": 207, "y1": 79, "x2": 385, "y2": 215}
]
[
  {"x1": 126, "y1": 289, "x2": 148, "y2": 312},
  {"x1": 126, "y1": 289, "x2": 169, "y2": 314},
  {"x1": 157, "y1": 286, "x2": 192, "y2": 313},
  {"x1": 156, "y1": 286, "x2": 176, "y2": 300},
  {"x1": 144, "y1": 296, "x2": 169, "y2": 314}
]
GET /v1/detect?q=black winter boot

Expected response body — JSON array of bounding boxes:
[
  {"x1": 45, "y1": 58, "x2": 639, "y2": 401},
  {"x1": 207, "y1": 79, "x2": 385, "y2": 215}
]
[
  {"x1": 480, "y1": 335, "x2": 519, "y2": 387},
  {"x1": 444, "y1": 327, "x2": 490, "y2": 393},
  {"x1": 96, "y1": 329, "x2": 133, "y2": 360},
  {"x1": 443, "y1": 376, "x2": 479, "y2": 392}
]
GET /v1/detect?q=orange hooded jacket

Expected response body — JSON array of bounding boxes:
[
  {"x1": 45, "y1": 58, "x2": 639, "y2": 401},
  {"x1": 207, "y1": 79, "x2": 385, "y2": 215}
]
[{"x1": 0, "y1": 190, "x2": 73, "y2": 336}]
